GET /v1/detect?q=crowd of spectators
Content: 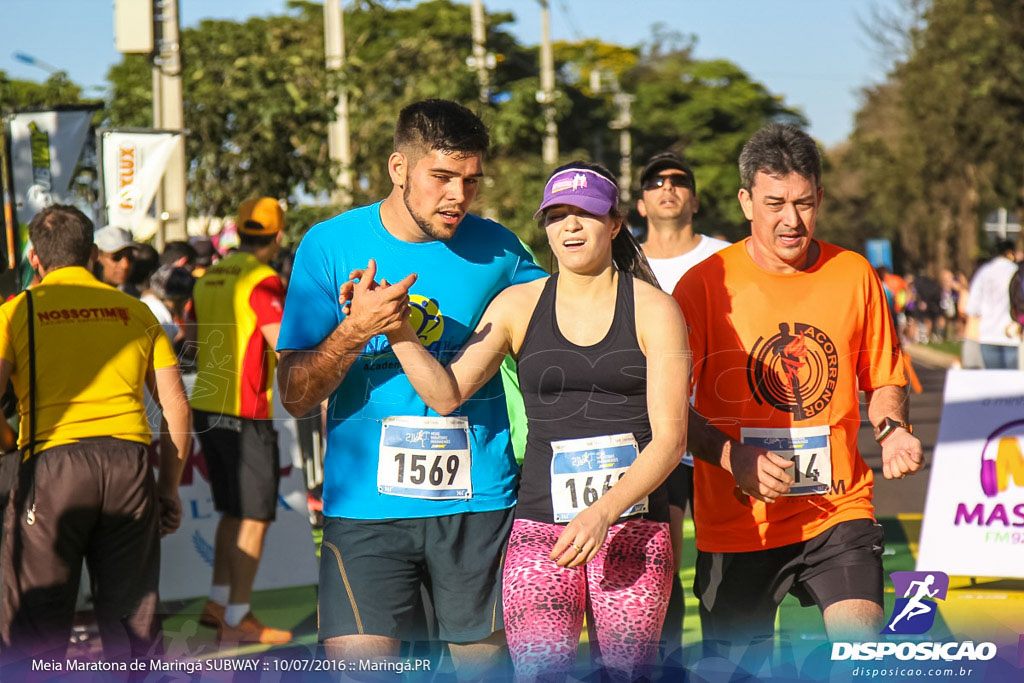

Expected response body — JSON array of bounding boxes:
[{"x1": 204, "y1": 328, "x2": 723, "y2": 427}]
[{"x1": 877, "y1": 239, "x2": 1023, "y2": 370}]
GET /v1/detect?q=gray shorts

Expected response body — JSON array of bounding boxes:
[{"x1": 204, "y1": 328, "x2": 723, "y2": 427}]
[{"x1": 318, "y1": 508, "x2": 514, "y2": 644}]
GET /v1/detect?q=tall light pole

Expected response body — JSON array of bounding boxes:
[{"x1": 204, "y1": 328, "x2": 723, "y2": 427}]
[
  {"x1": 470, "y1": 0, "x2": 491, "y2": 106},
  {"x1": 324, "y1": 0, "x2": 353, "y2": 208},
  {"x1": 610, "y1": 91, "x2": 634, "y2": 202},
  {"x1": 592, "y1": 70, "x2": 634, "y2": 202},
  {"x1": 152, "y1": 0, "x2": 187, "y2": 247},
  {"x1": 537, "y1": 0, "x2": 558, "y2": 167}
]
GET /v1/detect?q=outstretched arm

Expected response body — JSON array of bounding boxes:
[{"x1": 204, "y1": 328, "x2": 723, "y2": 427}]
[
  {"x1": 277, "y1": 259, "x2": 416, "y2": 417},
  {"x1": 385, "y1": 286, "x2": 518, "y2": 415}
]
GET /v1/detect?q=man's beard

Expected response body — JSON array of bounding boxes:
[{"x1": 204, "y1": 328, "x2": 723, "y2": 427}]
[{"x1": 403, "y1": 183, "x2": 457, "y2": 241}]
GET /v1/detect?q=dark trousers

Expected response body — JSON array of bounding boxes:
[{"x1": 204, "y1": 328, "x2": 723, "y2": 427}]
[{"x1": 1, "y1": 438, "x2": 162, "y2": 664}]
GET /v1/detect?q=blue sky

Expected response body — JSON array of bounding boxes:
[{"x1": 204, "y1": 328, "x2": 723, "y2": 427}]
[{"x1": 0, "y1": 0, "x2": 899, "y2": 147}]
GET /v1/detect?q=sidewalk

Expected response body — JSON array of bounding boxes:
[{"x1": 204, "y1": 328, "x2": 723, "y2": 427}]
[{"x1": 905, "y1": 342, "x2": 960, "y2": 369}]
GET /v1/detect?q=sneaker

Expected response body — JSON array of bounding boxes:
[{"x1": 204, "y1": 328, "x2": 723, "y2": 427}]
[
  {"x1": 218, "y1": 612, "x2": 292, "y2": 645},
  {"x1": 199, "y1": 600, "x2": 225, "y2": 629}
]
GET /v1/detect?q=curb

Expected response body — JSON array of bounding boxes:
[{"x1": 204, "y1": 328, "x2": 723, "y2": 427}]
[{"x1": 905, "y1": 343, "x2": 959, "y2": 369}]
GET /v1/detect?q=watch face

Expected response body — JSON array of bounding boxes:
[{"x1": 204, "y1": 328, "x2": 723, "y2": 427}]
[{"x1": 876, "y1": 418, "x2": 911, "y2": 442}]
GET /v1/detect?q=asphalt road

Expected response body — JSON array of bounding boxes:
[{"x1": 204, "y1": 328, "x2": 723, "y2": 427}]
[{"x1": 859, "y1": 360, "x2": 948, "y2": 518}]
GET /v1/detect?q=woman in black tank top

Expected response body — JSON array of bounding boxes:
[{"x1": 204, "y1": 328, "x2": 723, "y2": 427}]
[{"x1": 380, "y1": 162, "x2": 691, "y2": 681}]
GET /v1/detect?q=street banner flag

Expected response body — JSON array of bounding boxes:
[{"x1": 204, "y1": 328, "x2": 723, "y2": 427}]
[
  {"x1": 7, "y1": 107, "x2": 96, "y2": 274},
  {"x1": 101, "y1": 129, "x2": 180, "y2": 232}
]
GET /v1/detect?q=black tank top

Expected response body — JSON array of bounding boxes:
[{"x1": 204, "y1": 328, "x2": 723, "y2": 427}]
[{"x1": 514, "y1": 272, "x2": 668, "y2": 524}]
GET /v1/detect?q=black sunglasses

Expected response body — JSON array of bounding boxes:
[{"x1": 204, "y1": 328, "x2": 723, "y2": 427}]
[{"x1": 642, "y1": 173, "x2": 692, "y2": 192}]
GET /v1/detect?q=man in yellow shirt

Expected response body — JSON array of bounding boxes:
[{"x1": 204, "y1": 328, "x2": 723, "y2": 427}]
[
  {"x1": 0, "y1": 205, "x2": 191, "y2": 665},
  {"x1": 191, "y1": 197, "x2": 290, "y2": 644}
]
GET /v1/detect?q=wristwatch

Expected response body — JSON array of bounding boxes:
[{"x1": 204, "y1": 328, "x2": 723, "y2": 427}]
[{"x1": 874, "y1": 416, "x2": 913, "y2": 443}]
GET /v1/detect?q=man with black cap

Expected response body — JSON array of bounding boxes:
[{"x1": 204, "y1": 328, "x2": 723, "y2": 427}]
[
  {"x1": 190, "y1": 197, "x2": 291, "y2": 644},
  {"x1": 638, "y1": 152, "x2": 730, "y2": 293},
  {"x1": 637, "y1": 152, "x2": 728, "y2": 667}
]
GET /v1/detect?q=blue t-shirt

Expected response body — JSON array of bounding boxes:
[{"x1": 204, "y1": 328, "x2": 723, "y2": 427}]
[{"x1": 278, "y1": 203, "x2": 546, "y2": 519}]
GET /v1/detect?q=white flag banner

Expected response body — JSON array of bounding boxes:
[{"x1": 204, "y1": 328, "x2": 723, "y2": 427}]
[
  {"x1": 8, "y1": 108, "x2": 95, "y2": 264},
  {"x1": 8, "y1": 108, "x2": 96, "y2": 283},
  {"x1": 101, "y1": 129, "x2": 179, "y2": 231},
  {"x1": 9, "y1": 108, "x2": 94, "y2": 215}
]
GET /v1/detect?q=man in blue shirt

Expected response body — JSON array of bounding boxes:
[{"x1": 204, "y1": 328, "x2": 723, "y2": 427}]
[{"x1": 277, "y1": 99, "x2": 543, "y2": 676}]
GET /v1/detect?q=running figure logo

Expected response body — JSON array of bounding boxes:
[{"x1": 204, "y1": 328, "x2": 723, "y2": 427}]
[
  {"x1": 881, "y1": 571, "x2": 949, "y2": 635},
  {"x1": 747, "y1": 322, "x2": 839, "y2": 419}
]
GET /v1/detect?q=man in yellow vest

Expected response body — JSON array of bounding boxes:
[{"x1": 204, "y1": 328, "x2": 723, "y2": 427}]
[
  {"x1": 191, "y1": 197, "x2": 290, "y2": 644},
  {"x1": 0, "y1": 205, "x2": 191, "y2": 664}
]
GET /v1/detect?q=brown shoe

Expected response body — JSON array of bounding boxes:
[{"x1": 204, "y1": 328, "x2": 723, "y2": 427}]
[
  {"x1": 218, "y1": 612, "x2": 291, "y2": 645},
  {"x1": 199, "y1": 600, "x2": 225, "y2": 629}
]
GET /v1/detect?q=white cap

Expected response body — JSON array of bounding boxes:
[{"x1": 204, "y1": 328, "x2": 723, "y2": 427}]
[{"x1": 93, "y1": 225, "x2": 135, "y2": 253}]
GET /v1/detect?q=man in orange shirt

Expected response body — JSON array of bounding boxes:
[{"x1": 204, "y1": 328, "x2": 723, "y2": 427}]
[{"x1": 673, "y1": 124, "x2": 924, "y2": 662}]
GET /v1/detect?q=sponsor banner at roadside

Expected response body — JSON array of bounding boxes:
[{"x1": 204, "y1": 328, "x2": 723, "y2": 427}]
[
  {"x1": 917, "y1": 370, "x2": 1024, "y2": 578},
  {"x1": 101, "y1": 129, "x2": 179, "y2": 233}
]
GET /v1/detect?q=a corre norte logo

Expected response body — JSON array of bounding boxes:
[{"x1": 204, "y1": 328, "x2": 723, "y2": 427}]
[{"x1": 747, "y1": 322, "x2": 838, "y2": 420}]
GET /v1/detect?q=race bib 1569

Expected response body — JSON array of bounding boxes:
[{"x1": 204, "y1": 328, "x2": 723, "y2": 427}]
[{"x1": 378, "y1": 416, "x2": 472, "y2": 500}]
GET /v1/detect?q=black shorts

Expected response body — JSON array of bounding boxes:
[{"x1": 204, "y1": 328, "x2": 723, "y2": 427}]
[
  {"x1": 694, "y1": 518, "x2": 885, "y2": 644},
  {"x1": 195, "y1": 410, "x2": 280, "y2": 521},
  {"x1": 318, "y1": 508, "x2": 514, "y2": 644},
  {"x1": 665, "y1": 461, "x2": 694, "y2": 512}
]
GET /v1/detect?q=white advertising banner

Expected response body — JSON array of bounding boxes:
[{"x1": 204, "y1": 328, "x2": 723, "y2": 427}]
[
  {"x1": 146, "y1": 375, "x2": 318, "y2": 601},
  {"x1": 101, "y1": 129, "x2": 179, "y2": 232},
  {"x1": 8, "y1": 108, "x2": 95, "y2": 274},
  {"x1": 9, "y1": 108, "x2": 94, "y2": 213},
  {"x1": 917, "y1": 370, "x2": 1024, "y2": 578}
]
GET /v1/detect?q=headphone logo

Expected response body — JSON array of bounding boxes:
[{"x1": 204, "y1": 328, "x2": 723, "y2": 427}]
[{"x1": 980, "y1": 420, "x2": 1024, "y2": 498}]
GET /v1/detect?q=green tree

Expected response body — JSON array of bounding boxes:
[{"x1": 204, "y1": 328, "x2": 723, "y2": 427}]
[
  {"x1": 102, "y1": 0, "x2": 804, "y2": 256},
  {"x1": 826, "y1": 0, "x2": 1024, "y2": 274},
  {"x1": 106, "y1": 0, "x2": 538, "y2": 244},
  {"x1": 0, "y1": 71, "x2": 90, "y2": 112},
  {"x1": 627, "y1": 45, "x2": 805, "y2": 239},
  {"x1": 109, "y1": 2, "x2": 337, "y2": 222}
]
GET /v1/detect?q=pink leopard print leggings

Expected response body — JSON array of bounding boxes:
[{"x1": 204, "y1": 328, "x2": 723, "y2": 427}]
[{"x1": 502, "y1": 518, "x2": 672, "y2": 681}]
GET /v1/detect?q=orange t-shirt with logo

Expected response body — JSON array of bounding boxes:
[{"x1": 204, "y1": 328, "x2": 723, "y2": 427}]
[{"x1": 674, "y1": 239, "x2": 906, "y2": 552}]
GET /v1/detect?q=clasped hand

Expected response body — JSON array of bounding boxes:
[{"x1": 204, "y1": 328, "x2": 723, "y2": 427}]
[{"x1": 338, "y1": 259, "x2": 417, "y2": 339}]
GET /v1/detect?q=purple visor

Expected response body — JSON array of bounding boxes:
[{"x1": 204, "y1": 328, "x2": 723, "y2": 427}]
[{"x1": 533, "y1": 167, "x2": 619, "y2": 219}]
